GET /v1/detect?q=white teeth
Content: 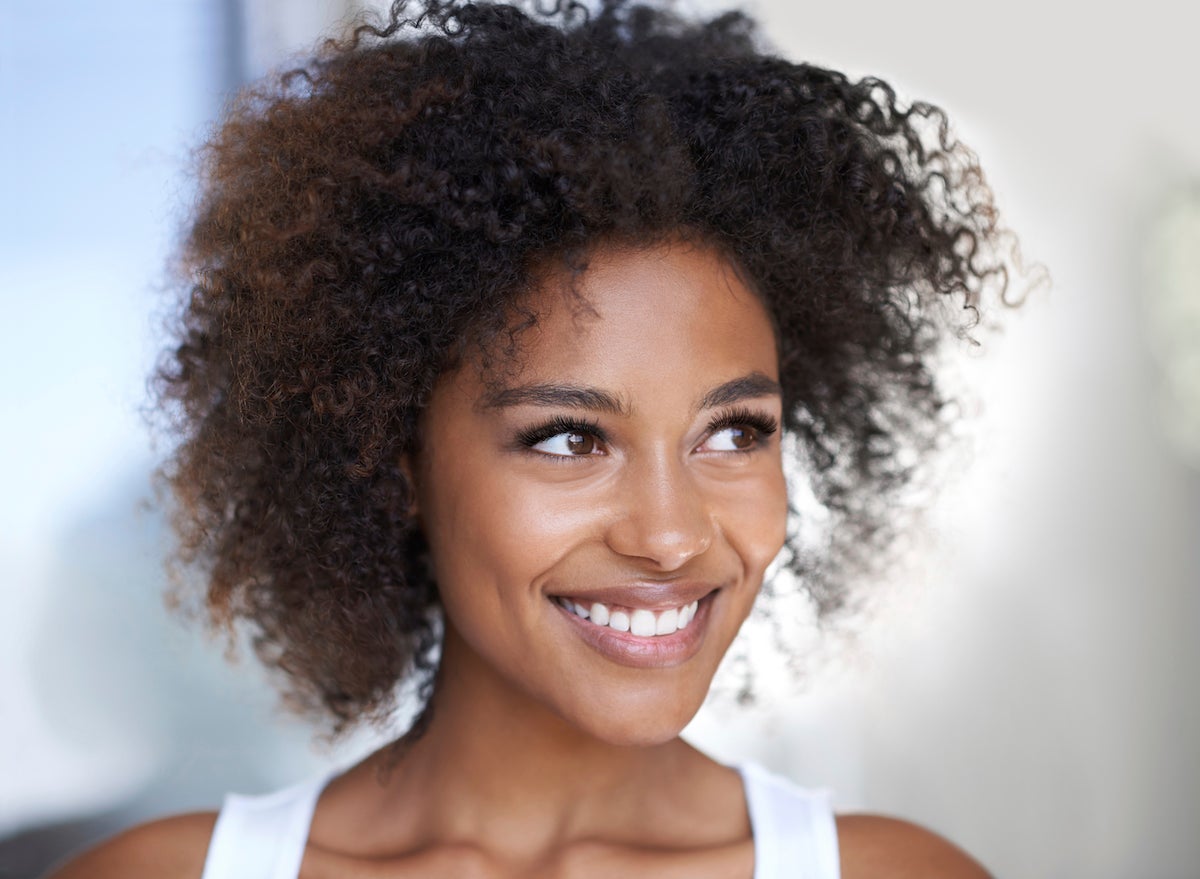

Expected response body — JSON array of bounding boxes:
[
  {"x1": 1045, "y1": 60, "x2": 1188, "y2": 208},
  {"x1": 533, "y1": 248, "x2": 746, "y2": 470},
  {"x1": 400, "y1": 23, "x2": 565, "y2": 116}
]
[
  {"x1": 555, "y1": 595, "x2": 704, "y2": 637},
  {"x1": 630, "y1": 609, "x2": 656, "y2": 637},
  {"x1": 589, "y1": 602, "x2": 609, "y2": 626},
  {"x1": 678, "y1": 600, "x2": 697, "y2": 629}
]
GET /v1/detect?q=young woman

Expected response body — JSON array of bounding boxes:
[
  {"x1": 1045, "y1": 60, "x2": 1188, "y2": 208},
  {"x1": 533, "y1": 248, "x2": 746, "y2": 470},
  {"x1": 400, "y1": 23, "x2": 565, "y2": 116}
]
[{"x1": 49, "y1": 1, "x2": 1014, "y2": 875}]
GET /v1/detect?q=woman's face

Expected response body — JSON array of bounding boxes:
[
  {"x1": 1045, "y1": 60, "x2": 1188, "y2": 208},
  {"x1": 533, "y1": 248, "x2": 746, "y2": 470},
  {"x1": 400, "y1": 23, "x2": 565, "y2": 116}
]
[{"x1": 412, "y1": 242, "x2": 788, "y2": 745}]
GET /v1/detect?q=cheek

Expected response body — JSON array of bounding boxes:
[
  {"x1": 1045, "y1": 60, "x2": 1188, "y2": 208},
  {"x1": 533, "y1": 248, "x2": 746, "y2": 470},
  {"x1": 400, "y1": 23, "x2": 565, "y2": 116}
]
[
  {"x1": 419, "y1": 450, "x2": 592, "y2": 612},
  {"x1": 718, "y1": 464, "x2": 790, "y2": 575}
]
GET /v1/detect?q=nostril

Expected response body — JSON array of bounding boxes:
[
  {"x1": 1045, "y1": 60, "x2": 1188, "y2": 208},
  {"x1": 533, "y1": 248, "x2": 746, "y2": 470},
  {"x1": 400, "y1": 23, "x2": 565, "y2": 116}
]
[{"x1": 605, "y1": 522, "x2": 714, "y2": 570}]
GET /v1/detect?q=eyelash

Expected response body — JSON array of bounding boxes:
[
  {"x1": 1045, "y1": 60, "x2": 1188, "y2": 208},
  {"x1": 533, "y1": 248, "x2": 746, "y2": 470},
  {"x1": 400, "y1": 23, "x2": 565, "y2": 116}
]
[
  {"x1": 515, "y1": 407, "x2": 779, "y2": 459},
  {"x1": 707, "y1": 407, "x2": 780, "y2": 446},
  {"x1": 515, "y1": 415, "x2": 608, "y2": 451}
]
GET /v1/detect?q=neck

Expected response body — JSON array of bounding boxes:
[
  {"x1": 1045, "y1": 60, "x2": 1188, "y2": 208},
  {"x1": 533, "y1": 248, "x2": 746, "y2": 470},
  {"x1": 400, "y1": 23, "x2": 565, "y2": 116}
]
[{"x1": 320, "y1": 622, "x2": 753, "y2": 866}]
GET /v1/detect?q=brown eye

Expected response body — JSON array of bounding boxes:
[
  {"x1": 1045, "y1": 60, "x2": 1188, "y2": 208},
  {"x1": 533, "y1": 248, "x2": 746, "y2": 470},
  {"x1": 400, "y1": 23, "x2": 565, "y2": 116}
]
[
  {"x1": 565, "y1": 432, "x2": 595, "y2": 455},
  {"x1": 727, "y1": 427, "x2": 756, "y2": 450},
  {"x1": 703, "y1": 425, "x2": 759, "y2": 452},
  {"x1": 527, "y1": 428, "x2": 602, "y2": 457}
]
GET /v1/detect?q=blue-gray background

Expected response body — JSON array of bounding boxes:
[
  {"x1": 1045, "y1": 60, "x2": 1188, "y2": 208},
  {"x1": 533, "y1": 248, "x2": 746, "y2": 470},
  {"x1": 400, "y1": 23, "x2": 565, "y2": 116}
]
[{"x1": 2, "y1": 1, "x2": 1198, "y2": 876}]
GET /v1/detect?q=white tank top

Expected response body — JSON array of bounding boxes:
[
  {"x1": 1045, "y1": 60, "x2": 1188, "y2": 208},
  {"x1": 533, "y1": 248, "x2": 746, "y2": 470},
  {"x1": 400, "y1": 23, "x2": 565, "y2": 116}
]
[{"x1": 200, "y1": 761, "x2": 840, "y2": 879}]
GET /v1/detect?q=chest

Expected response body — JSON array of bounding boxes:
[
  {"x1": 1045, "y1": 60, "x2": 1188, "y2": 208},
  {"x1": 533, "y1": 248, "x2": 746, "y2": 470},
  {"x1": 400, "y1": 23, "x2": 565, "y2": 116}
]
[
  {"x1": 297, "y1": 837, "x2": 756, "y2": 879},
  {"x1": 201, "y1": 765, "x2": 837, "y2": 879}
]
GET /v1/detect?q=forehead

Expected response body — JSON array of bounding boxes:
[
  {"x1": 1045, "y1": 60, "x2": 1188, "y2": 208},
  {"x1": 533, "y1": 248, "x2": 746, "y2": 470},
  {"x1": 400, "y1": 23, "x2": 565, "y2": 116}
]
[{"x1": 484, "y1": 243, "x2": 779, "y2": 395}]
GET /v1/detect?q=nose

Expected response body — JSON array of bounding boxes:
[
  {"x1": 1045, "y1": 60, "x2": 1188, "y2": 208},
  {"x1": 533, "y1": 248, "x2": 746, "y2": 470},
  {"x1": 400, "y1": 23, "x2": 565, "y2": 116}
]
[{"x1": 603, "y1": 454, "x2": 715, "y2": 571}]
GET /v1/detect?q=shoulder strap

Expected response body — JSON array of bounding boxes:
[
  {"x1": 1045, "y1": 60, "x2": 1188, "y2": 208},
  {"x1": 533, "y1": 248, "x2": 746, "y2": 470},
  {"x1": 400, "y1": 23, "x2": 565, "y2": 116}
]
[
  {"x1": 737, "y1": 762, "x2": 840, "y2": 879},
  {"x1": 200, "y1": 774, "x2": 331, "y2": 879}
]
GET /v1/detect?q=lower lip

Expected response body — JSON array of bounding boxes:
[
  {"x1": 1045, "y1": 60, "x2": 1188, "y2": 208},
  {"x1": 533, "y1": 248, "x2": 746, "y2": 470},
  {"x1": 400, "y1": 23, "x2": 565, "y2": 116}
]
[{"x1": 551, "y1": 593, "x2": 716, "y2": 669}]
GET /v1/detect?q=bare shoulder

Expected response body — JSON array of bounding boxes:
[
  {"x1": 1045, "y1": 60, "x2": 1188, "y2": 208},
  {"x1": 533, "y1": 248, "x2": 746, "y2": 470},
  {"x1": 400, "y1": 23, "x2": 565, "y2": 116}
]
[
  {"x1": 836, "y1": 814, "x2": 993, "y2": 879},
  {"x1": 41, "y1": 811, "x2": 217, "y2": 879}
]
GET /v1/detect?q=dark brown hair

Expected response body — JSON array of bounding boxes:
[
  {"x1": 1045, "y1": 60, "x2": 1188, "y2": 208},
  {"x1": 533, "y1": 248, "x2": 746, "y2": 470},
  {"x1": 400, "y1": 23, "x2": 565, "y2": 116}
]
[{"x1": 157, "y1": 0, "x2": 1014, "y2": 740}]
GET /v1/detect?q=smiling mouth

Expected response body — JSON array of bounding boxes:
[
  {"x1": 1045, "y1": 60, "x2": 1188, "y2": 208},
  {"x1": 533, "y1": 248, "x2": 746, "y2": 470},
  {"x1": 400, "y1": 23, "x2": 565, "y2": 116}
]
[
  {"x1": 552, "y1": 596, "x2": 699, "y2": 637},
  {"x1": 548, "y1": 590, "x2": 717, "y2": 669}
]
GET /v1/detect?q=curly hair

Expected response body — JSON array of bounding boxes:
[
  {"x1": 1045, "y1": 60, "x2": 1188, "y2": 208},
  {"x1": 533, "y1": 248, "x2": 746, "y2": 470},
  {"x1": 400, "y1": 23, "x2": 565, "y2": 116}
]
[{"x1": 156, "y1": 0, "x2": 1013, "y2": 740}]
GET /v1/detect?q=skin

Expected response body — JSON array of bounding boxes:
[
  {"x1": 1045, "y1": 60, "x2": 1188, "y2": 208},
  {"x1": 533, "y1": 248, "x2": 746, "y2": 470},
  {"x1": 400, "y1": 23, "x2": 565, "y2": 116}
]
[{"x1": 45, "y1": 242, "x2": 991, "y2": 879}]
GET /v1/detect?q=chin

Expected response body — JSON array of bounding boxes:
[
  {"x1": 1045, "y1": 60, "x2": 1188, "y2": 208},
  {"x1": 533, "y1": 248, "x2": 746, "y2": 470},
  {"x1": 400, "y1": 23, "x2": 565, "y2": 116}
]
[
  {"x1": 559, "y1": 686, "x2": 708, "y2": 748},
  {"x1": 587, "y1": 718, "x2": 691, "y2": 748}
]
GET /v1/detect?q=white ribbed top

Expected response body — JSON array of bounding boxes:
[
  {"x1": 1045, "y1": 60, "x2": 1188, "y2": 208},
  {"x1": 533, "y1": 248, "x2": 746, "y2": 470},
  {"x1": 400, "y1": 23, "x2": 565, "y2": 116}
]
[
  {"x1": 200, "y1": 761, "x2": 839, "y2": 879},
  {"x1": 737, "y1": 761, "x2": 840, "y2": 879}
]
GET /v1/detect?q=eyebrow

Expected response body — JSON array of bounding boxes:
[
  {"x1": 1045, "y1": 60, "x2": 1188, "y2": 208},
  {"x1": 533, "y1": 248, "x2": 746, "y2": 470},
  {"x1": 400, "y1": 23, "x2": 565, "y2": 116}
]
[
  {"x1": 481, "y1": 372, "x2": 781, "y2": 415},
  {"x1": 482, "y1": 383, "x2": 631, "y2": 416},
  {"x1": 697, "y1": 372, "x2": 782, "y2": 410}
]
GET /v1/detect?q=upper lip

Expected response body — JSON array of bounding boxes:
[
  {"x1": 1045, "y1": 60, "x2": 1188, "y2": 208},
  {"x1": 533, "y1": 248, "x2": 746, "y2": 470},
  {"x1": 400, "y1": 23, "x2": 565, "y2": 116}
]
[{"x1": 549, "y1": 581, "x2": 721, "y2": 611}]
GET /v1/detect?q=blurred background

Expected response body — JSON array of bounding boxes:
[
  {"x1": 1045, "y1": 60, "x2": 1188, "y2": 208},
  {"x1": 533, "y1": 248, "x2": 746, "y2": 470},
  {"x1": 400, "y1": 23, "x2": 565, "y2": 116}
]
[{"x1": 1, "y1": 0, "x2": 1197, "y2": 876}]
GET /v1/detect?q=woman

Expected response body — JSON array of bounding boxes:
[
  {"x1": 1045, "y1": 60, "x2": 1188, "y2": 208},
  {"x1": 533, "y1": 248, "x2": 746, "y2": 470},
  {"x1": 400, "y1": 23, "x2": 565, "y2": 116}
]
[{"x1": 49, "y1": 0, "x2": 1013, "y2": 875}]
